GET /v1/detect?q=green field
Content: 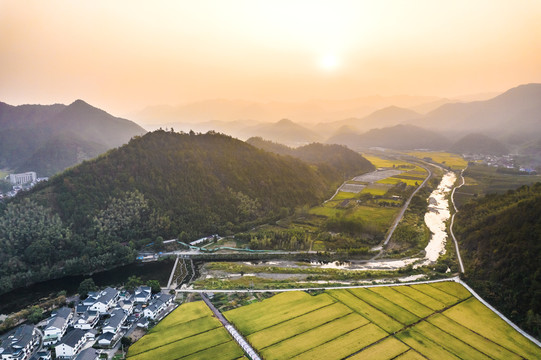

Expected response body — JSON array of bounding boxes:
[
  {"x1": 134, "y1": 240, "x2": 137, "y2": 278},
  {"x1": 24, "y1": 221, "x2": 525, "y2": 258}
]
[
  {"x1": 406, "y1": 151, "x2": 468, "y2": 170},
  {"x1": 455, "y1": 163, "x2": 541, "y2": 207},
  {"x1": 127, "y1": 301, "x2": 243, "y2": 360},
  {"x1": 223, "y1": 281, "x2": 541, "y2": 360}
]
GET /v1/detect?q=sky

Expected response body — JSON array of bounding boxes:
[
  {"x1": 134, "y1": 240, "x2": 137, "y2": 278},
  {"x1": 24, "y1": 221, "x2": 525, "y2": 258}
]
[{"x1": 1, "y1": 0, "x2": 540, "y2": 115}]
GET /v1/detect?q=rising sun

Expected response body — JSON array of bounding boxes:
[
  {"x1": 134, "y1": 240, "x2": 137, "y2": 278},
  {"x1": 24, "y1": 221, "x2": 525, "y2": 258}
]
[{"x1": 319, "y1": 54, "x2": 340, "y2": 71}]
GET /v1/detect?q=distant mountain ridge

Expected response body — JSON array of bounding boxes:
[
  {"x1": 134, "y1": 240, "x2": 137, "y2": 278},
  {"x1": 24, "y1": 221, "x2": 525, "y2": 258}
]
[
  {"x1": 246, "y1": 137, "x2": 375, "y2": 180},
  {"x1": 0, "y1": 100, "x2": 146, "y2": 176}
]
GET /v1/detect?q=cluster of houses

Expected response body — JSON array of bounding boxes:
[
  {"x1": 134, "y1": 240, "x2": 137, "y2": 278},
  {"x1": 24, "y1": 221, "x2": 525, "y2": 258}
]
[
  {"x1": 0, "y1": 172, "x2": 48, "y2": 200},
  {"x1": 0, "y1": 286, "x2": 175, "y2": 360}
]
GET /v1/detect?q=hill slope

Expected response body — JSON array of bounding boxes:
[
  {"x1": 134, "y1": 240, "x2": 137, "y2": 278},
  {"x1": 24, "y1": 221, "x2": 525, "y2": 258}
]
[
  {"x1": 326, "y1": 124, "x2": 450, "y2": 151},
  {"x1": 246, "y1": 137, "x2": 375, "y2": 180},
  {"x1": 0, "y1": 131, "x2": 340, "y2": 294},
  {"x1": 411, "y1": 83, "x2": 541, "y2": 139},
  {"x1": 449, "y1": 133, "x2": 509, "y2": 155},
  {"x1": 0, "y1": 100, "x2": 146, "y2": 176},
  {"x1": 455, "y1": 183, "x2": 541, "y2": 338}
]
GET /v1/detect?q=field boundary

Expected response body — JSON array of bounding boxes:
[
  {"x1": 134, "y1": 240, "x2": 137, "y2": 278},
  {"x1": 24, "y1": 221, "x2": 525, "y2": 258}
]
[{"x1": 457, "y1": 279, "x2": 541, "y2": 347}]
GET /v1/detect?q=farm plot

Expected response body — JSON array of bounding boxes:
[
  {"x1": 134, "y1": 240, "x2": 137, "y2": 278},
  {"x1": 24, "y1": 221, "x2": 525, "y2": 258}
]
[
  {"x1": 127, "y1": 301, "x2": 243, "y2": 360},
  {"x1": 246, "y1": 302, "x2": 353, "y2": 349},
  {"x1": 347, "y1": 288, "x2": 419, "y2": 325},
  {"x1": 224, "y1": 291, "x2": 335, "y2": 335},
  {"x1": 443, "y1": 297, "x2": 541, "y2": 359},
  {"x1": 220, "y1": 283, "x2": 541, "y2": 360},
  {"x1": 259, "y1": 313, "x2": 370, "y2": 360},
  {"x1": 353, "y1": 169, "x2": 403, "y2": 183}
]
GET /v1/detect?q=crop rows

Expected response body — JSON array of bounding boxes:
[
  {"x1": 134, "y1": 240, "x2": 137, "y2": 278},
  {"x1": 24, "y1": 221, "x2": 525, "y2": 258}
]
[
  {"x1": 224, "y1": 281, "x2": 541, "y2": 359},
  {"x1": 127, "y1": 301, "x2": 243, "y2": 360}
]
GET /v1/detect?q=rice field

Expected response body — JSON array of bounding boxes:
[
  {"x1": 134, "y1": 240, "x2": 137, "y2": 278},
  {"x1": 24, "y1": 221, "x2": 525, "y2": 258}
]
[
  {"x1": 223, "y1": 281, "x2": 541, "y2": 360},
  {"x1": 406, "y1": 151, "x2": 468, "y2": 170},
  {"x1": 127, "y1": 301, "x2": 243, "y2": 360}
]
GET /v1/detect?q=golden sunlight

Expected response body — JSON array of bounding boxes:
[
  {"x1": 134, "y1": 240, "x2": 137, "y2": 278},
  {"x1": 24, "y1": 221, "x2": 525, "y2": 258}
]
[{"x1": 319, "y1": 54, "x2": 340, "y2": 71}]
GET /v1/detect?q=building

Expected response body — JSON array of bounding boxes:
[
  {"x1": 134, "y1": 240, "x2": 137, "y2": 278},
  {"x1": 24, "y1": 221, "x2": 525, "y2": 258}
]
[
  {"x1": 7, "y1": 172, "x2": 36, "y2": 185},
  {"x1": 55, "y1": 329, "x2": 86, "y2": 359},
  {"x1": 102, "y1": 309, "x2": 126, "y2": 334},
  {"x1": 88, "y1": 287, "x2": 119, "y2": 314},
  {"x1": 133, "y1": 286, "x2": 151, "y2": 304},
  {"x1": 143, "y1": 293, "x2": 174, "y2": 320},
  {"x1": 73, "y1": 311, "x2": 99, "y2": 330},
  {"x1": 43, "y1": 307, "x2": 73, "y2": 346},
  {"x1": 0, "y1": 324, "x2": 38, "y2": 360},
  {"x1": 96, "y1": 333, "x2": 115, "y2": 347}
]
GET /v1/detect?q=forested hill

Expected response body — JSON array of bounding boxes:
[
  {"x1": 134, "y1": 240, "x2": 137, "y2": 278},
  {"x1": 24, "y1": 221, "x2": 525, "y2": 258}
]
[
  {"x1": 246, "y1": 137, "x2": 375, "y2": 181},
  {"x1": 0, "y1": 130, "x2": 340, "y2": 294},
  {"x1": 0, "y1": 100, "x2": 146, "y2": 176},
  {"x1": 455, "y1": 183, "x2": 541, "y2": 338}
]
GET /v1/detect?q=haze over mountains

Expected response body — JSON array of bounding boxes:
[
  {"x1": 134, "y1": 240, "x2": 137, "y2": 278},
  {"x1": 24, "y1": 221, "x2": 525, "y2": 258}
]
[
  {"x1": 1, "y1": 83, "x2": 540, "y2": 178},
  {"x1": 0, "y1": 100, "x2": 146, "y2": 176}
]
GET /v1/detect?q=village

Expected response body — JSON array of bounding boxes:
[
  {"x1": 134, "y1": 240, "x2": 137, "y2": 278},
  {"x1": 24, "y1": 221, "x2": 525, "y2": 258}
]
[{"x1": 0, "y1": 285, "x2": 176, "y2": 360}]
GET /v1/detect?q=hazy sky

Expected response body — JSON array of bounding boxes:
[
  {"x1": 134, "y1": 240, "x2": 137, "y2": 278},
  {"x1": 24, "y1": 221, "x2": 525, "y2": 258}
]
[{"x1": 1, "y1": 0, "x2": 540, "y2": 115}]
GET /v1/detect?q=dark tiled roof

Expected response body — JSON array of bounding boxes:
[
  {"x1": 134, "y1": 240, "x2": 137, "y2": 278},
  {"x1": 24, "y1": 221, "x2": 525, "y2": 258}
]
[{"x1": 59, "y1": 328, "x2": 86, "y2": 348}]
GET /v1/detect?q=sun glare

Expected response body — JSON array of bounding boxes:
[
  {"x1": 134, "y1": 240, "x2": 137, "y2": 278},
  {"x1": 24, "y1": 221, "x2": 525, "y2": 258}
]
[{"x1": 319, "y1": 54, "x2": 340, "y2": 71}]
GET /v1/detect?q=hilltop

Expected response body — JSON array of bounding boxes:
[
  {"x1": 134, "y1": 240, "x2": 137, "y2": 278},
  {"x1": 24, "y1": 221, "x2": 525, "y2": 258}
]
[
  {"x1": 0, "y1": 100, "x2": 146, "y2": 176},
  {"x1": 246, "y1": 137, "x2": 375, "y2": 181}
]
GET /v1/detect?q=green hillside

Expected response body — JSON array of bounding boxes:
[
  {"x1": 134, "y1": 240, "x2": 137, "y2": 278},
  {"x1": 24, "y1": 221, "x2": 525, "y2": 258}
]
[
  {"x1": 455, "y1": 183, "x2": 541, "y2": 338},
  {"x1": 0, "y1": 130, "x2": 357, "y2": 294},
  {"x1": 246, "y1": 137, "x2": 375, "y2": 181}
]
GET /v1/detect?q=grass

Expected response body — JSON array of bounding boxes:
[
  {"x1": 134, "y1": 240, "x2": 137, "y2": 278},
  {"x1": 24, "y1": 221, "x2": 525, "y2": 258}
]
[
  {"x1": 332, "y1": 191, "x2": 358, "y2": 200},
  {"x1": 406, "y1": 151, "x2": 468, "y2": 170},
  {"x1": 361, "y1": 184, "x2": 390, "y2": 196},
  {"x1": 259, "y1": 313, "x2": 368, "y2": 359},
  {"x1": 327, "y1": 289, "x2": 403, "y2": 333},
  {"x1": 443, "y1": 297, "x2": 541, "y2": 359},
  {"x1": 362, "y1": 155, "x2": 413, "y2": 169},
  {"x1": 127, "y1": 301, "x2": 242, "y2": 360},
  {"x1": 246, "y1": 302, "x2": 353, "y2": 349},
  {"x1": 376, "y1": 177, "x2": 422, "y2": 187},
  {"x1": 292, "y1": 323, "x2": 388, "y2": 360},
  {"x1": 224, "y1": 291, "x2": 335, "y2": 335},
  {"x1": 393, "y1": 349, "x2": 426, "y2": 360},
  {"x1": 390, "y1": 286, "x2": 446, "y2": 311},
  {"x1": 348, "y1": 336, "x2": 409, "y2": 360}
]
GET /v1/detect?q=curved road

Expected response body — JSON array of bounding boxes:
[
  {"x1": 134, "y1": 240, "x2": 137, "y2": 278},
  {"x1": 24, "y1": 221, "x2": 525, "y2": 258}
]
[{"x1": 372, "y1": 161, "x2": 433, "y2": 259}]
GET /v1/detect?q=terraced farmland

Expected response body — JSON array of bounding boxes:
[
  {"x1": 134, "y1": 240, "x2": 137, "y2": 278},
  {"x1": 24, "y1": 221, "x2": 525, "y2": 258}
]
[
  {"x1": 224, "y1": 281, "x2": 541, "y2": 359},
  {"x1": 127, "y1": 301, "x2": 244, "y2": 360}
]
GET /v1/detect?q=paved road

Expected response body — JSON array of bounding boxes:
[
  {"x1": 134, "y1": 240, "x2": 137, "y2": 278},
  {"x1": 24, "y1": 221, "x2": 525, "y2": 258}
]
[
  {"x1": 180, "y1": 276, "x2": 460, "y2": 294},
  {"x1": 449, "y1": 167, "x2": 466, "y2": 273},
  {"x1": 201, "y1": 294, "x2": 261, "y2": 360}
]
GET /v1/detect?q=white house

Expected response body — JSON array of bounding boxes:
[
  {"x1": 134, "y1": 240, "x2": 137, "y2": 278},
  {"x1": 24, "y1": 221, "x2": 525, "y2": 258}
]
[
  {"x1": 96, "y1": 332, "x2": 115, "y2": 347},
  {"x1": 89, "y1": 287, "x2": 119, "y2": 314},
  {"x1": 133, "y1": 286, "x2": 151, "y2": 304},
  {"x1": 143, "y1": 293, "x2": 174, "y2": 320},
  {"x1": 117, "y1": 299, "x2": 134, "y2": 315},
  {"x1": 55, "y1": 329, "x2": 86, "y2": 359},
  {"x1": 73, "y1": 311, "x2": 99, "y2": 330},
  {"x1": 102, "y1": 309, "x2": 126, "y2": 334},
  {"x1": 43, "y1": 307, "x2": 73, "y2": 346},
  {"x1": 0, "y1": 324, "x2": 38, "y2": 360}
]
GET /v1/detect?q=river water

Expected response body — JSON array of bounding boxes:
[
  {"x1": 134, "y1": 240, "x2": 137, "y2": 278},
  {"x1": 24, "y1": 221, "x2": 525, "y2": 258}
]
[{"x1": 0, "y1": 259, "x2": 174, "y2": 315}]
